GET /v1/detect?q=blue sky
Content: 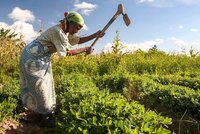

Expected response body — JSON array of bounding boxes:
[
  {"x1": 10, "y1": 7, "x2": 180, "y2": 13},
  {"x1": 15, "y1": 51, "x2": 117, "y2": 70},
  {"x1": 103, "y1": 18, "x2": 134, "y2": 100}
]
[{"x1": 1, "y1": 0, "x2": 200, "y2": 54}]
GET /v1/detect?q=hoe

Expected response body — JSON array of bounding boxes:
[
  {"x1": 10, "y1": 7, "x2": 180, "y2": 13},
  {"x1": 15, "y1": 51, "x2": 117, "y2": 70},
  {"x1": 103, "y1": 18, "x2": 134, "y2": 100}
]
[{"x1": 90, "y1": 3, "x2": 131, "y2": 48}]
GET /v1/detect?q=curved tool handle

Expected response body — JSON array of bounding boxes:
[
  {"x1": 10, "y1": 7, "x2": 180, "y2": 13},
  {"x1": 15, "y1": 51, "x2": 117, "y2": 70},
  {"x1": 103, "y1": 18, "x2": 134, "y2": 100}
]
[
  {"x1": 90, "y1": 36, "x2": 100, "y2": 47},
  {"x1": 90, "y1": 12, "x2": 121, "y2": 47}
]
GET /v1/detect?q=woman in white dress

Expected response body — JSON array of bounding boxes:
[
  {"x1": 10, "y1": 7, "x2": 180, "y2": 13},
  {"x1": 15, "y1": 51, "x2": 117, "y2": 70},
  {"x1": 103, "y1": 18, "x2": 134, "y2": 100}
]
[{"x1": 19, "y1": 11, "x2": 104, "y2": 124}]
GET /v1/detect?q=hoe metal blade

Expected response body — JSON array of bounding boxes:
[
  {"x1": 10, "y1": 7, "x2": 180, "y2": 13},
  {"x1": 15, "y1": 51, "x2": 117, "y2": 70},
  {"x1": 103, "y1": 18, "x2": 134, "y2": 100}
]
[{"x1": 123, "y1": 13, "x2": 131, "y2": 26}]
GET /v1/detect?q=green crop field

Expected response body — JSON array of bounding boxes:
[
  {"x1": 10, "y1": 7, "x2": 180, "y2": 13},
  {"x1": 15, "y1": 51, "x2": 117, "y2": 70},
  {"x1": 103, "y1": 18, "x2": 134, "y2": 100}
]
[{"x1": 0, "y1": 28, "x2": 199, "y2": 133}]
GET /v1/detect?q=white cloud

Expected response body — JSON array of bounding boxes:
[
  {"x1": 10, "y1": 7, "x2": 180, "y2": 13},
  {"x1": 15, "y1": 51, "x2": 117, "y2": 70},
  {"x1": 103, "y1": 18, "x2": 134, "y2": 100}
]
[
  {"x1": 167, "y1": 37, "x2": 199, "y2": 53},
  {"x1": 0, "y1": 7, "x2": 37, "y2": 43},
  {"x1": 103, "y1": 37, "x2": 200, "y2": 54},
  {"x1": 176, "y1": 0, "x2": 200, "y2": 5},
  {"x1": 11, "y1": 21, "x2": 37, "y2": 42},
  {"x1": 136, "y1": 0, "x2": 173, "y2": 7},
  {"x1": 190, "y1": 28, "x2": 199, "y2": 32},
  {"x1": 133, "y1": 38, "x2": 164, "y2": 51},
  {"x1": 103, "y1": 38, "x2": 164, "y2": 53},
  {"x1": 139, "y1": 0, "x2": 156, "y2": 3},
  {"x1": 0, "y1": 22, "x2": 10, "y2": 29},
  {"x1": 191, "y1": 41, "x2": 200, "y2": 46},
  {"x1": 73, "y1": 2, "x2": 97, "y2": 16},
  {"x1": 178, "y1": 25, "x2": 183, "y2": 29},
  {"x1": 8, "y1": 7, "x2": 35, "y2": 22},
  {"x1": 136, "y1": 0, "x2": 200, "y2": 7},
  {"x1": 165, "y1": 37, "x2": 200, "y2": 55},
  {"x1": 0, "y1": 21, "x2": 37, "y2": 43},
  {"x1": 169, "y1": 37, "x2": 188, "y2": 47}
]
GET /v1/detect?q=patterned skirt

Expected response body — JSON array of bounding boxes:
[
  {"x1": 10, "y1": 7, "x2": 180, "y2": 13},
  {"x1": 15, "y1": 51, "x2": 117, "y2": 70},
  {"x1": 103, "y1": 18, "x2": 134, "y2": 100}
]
[{"x1": 19, "y1": 40, "x2": 56, "y2": 115}]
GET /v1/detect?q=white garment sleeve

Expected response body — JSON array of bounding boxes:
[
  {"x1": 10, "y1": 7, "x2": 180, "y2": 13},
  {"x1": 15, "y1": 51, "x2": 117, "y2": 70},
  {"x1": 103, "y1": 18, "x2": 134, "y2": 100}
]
[
  {"x1": 51, "y1": 30, "x2": 72, "y2": 59},
  {"x1": 68, "y1": 34, "x2": 80, "y2": 45}
]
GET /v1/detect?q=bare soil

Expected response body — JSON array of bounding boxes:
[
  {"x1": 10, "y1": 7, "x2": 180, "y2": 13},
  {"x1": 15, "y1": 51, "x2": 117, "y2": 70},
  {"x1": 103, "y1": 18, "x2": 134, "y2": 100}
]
[{"x1": 0, "y1": 116, "x2": 57, "y2": 134}]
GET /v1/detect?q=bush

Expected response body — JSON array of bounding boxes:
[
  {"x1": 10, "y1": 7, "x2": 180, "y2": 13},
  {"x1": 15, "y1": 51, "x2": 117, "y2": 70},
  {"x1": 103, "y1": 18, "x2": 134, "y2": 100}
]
[
  {"x1": 54, "y1": 73, "x2": 172, "y2": 134},
  {"x1": 0, "y1": 97, "x2": 17, "y2": 123}
]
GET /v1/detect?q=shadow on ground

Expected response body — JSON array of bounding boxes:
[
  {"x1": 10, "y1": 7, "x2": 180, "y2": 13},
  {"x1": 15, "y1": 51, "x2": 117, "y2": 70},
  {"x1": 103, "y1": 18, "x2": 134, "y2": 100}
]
[{"x1": 1, "y1": 118, "x2": 57, "y2": 134}]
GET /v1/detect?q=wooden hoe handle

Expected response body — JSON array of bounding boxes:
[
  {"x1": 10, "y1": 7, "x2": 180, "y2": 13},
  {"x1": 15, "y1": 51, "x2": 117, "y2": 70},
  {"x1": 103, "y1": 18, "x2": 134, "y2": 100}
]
[{"x1": 90, "y1": 4, "x2": 123, "y2": 47}]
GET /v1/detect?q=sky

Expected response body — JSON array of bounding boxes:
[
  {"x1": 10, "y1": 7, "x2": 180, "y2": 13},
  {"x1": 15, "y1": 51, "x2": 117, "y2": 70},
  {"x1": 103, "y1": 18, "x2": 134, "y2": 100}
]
[{"x1": 1, "y1": 0, "x2": 200, "y2": 54}]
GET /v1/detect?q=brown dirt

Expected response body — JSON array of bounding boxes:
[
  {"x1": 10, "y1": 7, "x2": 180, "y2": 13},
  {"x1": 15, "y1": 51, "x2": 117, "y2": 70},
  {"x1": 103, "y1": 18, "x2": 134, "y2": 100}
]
[
  {"x1": 0, "y1": 118, "x2": 40, "y2": 134},
  {"x1": 0, "y1": 114, "x2": 57, "y2": 134}
]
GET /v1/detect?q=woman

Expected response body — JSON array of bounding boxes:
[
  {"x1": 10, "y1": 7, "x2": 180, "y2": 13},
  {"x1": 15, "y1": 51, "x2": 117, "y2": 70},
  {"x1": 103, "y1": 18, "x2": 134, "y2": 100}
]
[{"x1": 19, "y1": 11, "x2": 104, "y2": 122}]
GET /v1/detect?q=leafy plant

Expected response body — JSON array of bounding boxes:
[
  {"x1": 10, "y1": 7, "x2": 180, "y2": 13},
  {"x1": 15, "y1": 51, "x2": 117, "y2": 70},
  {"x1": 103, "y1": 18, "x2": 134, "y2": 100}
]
[
  {"x1": 111, "y1": 30, "x2": 126, "y2": 55},
  {"x1": 0, "y1": 28, "x2": 25, "y2": 70},
  {"x1": 55, "y1": 73, "x2": 172, "y2": 134}
]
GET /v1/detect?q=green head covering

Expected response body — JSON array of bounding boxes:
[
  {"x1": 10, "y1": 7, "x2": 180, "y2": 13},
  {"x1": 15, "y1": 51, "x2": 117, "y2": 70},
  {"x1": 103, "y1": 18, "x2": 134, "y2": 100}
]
[{"x1": 67, "y1": 11, "x2": 84, "y2": 26}]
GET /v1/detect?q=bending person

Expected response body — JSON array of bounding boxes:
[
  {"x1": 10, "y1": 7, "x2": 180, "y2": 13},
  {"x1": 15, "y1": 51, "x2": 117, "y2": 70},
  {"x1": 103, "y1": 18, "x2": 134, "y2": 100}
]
[{"x1": 19, "y1": 11, "x2": 104, "y2": 121}]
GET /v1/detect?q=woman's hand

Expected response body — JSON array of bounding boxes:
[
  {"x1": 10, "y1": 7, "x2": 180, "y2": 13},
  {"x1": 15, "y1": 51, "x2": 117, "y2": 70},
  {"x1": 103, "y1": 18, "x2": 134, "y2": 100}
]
[
  {"x1": 85, "y1": 46, "x2": 94, "y2": 55},
  {"x1": 95, "y1": 30, "x2": 105, "y2": 38}
]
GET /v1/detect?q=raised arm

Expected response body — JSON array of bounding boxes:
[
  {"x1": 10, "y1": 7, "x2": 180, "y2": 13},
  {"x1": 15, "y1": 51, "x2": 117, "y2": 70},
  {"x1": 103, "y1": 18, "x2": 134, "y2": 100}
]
[{"x1": 78, "y1": 30, "x2": 105, "y2": 44}]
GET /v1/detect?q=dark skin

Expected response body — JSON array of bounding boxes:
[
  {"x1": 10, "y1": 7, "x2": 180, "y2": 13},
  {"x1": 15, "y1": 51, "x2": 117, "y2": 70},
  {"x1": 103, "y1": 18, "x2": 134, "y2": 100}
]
[{"x1": 49, "y1": 21, "x2": 104, "y2": 56}]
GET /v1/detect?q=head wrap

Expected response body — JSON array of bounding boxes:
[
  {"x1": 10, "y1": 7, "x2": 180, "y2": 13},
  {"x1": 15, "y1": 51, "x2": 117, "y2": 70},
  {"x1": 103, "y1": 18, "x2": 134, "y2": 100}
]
[{"x1": 67, "y1": 11, "x2": 84, "y2": 26}]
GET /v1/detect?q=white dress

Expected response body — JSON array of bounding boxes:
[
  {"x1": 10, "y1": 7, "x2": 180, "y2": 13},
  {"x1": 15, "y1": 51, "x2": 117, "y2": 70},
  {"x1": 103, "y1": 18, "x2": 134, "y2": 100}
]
[{"x1": 19, "y1": 24, "x2": 79, "y2": 115}]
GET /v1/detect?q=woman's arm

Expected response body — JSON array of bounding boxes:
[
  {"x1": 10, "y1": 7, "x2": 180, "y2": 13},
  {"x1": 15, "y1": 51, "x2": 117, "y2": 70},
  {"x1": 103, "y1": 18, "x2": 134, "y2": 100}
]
[
  {"x1": 78, "y1": 30, "x2": 105, "y2": 44},
  {"x1": 67, "y1": 47, "x2": 93, "y2": 56}
]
